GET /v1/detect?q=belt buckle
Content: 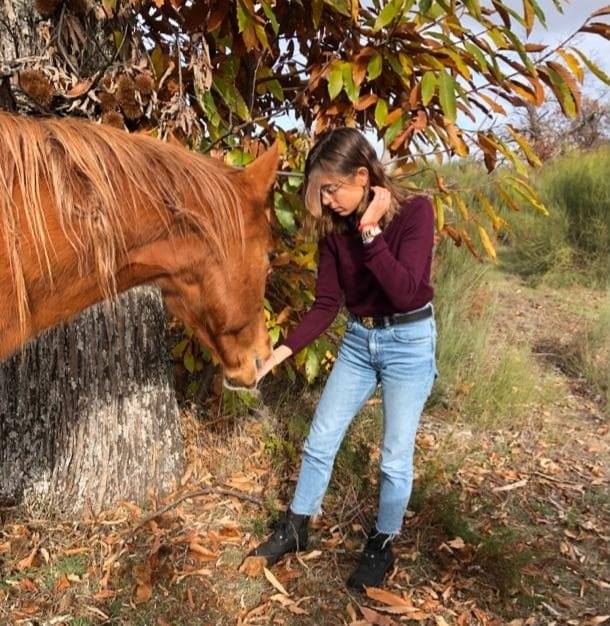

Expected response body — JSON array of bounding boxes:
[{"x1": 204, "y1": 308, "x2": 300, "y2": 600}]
[{"x1": 361, "y1": 316, "x2": 375, "y2": 329}]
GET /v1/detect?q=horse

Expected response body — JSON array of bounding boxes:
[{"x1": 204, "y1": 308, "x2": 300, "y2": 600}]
[{"x1": 0, "y1": 112, "x2": 278, "y2": 389}]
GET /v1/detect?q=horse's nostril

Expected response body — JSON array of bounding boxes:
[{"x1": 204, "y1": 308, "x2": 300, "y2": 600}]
[{"x1": 255, "y1": 356, "x2": 263, "y2": 369}]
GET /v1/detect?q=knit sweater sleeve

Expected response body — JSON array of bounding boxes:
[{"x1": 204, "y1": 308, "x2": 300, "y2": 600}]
[
  {"x1": 281, "y1": 236, "x2": 343, "y2": 356},
  {"x1": 361, "y1": 196, "x2": 434, "y2": 311}
]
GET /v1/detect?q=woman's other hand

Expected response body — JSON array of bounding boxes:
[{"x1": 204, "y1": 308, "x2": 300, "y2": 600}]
[
  {"x1": 360, "y1": 186, "x2": 392, "y2": 226},
  {"x1": 256, "y1": 345, "x2": 293, "y2": 383}
]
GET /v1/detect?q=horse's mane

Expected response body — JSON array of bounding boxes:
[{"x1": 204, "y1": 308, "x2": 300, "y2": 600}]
[{"x1": 0, "y1": 112, "x2": 244, "y2": 330}]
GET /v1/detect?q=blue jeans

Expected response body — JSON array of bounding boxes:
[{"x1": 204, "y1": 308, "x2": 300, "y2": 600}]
[{"x1": 290, "y1": 303, "x2": 439, "y2": 536}]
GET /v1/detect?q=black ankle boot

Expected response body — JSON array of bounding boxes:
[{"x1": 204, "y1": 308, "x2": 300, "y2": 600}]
[
  {"x1": 347, "y1": 529, "x2": 395, "y2": 590},
  {"x1": 249, "y1": 508, "x2": 310, "y2": 566}
]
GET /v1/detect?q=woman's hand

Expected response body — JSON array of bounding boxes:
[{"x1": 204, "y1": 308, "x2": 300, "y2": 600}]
[
  {"x1": 256, "y1": 345, "x2": 293, "y2": 383},
  {"x1": 360, "y1": 186, "x2": 392, "y2": 226}
]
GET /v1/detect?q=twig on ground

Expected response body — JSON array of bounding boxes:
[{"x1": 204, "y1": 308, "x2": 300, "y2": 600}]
[{"x1": 125, "y1": 485, "x2": 263, "y2": 539}]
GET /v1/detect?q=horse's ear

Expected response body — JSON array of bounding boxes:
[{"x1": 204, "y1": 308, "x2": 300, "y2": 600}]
[{"x1": 239, "y1": 141, "x2": 279, "y2": 205}]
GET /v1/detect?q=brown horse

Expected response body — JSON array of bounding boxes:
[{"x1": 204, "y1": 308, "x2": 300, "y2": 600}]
[{"x1": 0, "y1": 112, "x2": 278, "y2": 388}]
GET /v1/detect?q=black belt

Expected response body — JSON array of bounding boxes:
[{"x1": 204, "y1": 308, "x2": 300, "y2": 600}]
[{"x1": 352, "y1": 304, "x2": 432, "y2": 329}]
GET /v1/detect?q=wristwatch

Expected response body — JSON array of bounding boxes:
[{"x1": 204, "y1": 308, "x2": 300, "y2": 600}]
[{"x1": 361, "y1": 225, "x2": 382, "y2": 244}]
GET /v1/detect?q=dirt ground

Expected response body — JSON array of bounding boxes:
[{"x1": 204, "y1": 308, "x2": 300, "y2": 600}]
[{"x1": 1, "y1": 269, "x2": 608, "y2": 626}]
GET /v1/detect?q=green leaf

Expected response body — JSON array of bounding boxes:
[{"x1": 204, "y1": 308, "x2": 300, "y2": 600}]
[
  {"x1": 342, "y1": 62, "x2": 360, "y2": 102},
  {"x1": 312, "y1": 0, "x2": 324, "y2": 27},
  {"x1": 545, "y1": 65, "x2": 577, "y2": 118},
  {"x1": 327, "y1": 62, "x2": 344, "y2": 100},
  {"x1": 261, "y1": 0, "x2": 279, "y2": 34},
  {"x1": 383, "y1": 115, "x2": 404, "y2": 147},
  {"x1": 225, "y1": 149, "x2": 254, "y2": 167},
  {"x1": 305, "y1": 349, "x2": 320, "y2": 383},
  {"x1": 199, "y1": 90, "x2": 221, "y2": 127},
  {"x1": 170, "y1": 338, "x2": 189, "y2": 359},
  {"x1": 184, "y1": 351, "x2": 195, "y2": 373},
  {"x1": 374, "y1": 0, "x2": 401, "y2": 32},
  {"x1": 324, "y1": 0, "x2": 351, "y2": 17},
  {"x1": 367, "y1": 52, "x2": 383, "y2": 81},
  {"x1": 269, "y1": 326, "x2": 280, "y2": 345},
  {"x1": 463, "y1": 0, "x2": 482, "y2": 18},
  {"x1": 421, "y1": 71, "x2": 437, "y2": 105},
  {"x1": 213, "y1": 76, "x2": 251, "y2": 122},
  {"x1": 374, "y1": 98, "x2": 388, "y2": 128},
  {"x1": 236, "y1": 2, "x2": 250, "y2": 33},
  {"x1": 438, "y1": 70, "x2": 457, "y2": 122},
  {"x1": 464, "y1": 42, "x2": 489, "y2": 72},
  {"x1": 274, "y1": 193, "x2": 298, "y2": 234}
]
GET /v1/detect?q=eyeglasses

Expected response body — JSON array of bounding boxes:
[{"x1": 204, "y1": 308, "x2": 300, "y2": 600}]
[{"x1": 320, "y1": 175, "x2": 351, "y2": 200}]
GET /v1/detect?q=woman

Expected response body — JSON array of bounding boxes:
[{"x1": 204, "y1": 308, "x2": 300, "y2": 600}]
[{"x1": 253, "y1": 127, "x2": 439, "y2": 590}]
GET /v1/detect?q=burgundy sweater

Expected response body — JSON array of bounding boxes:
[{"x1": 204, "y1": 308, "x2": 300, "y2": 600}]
[{"x1": 282, "y1": 195, "x2": 435, "y2": 355}]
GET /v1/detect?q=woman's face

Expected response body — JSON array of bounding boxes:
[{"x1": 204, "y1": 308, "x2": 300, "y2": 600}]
[{"x1": 317, "y1": 166, "x2": 369, "y2": 217}]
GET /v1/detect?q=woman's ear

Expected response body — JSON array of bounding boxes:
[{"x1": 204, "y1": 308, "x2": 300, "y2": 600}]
[{"x1": 354, "y1": 166, "x2": 369, "y2": 187}]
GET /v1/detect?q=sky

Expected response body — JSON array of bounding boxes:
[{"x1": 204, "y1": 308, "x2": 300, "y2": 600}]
[{"x1": 507, "y1": 0, "x2": 609, "y2": 75}]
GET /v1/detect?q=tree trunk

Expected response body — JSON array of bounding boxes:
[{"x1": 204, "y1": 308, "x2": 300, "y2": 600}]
[
  {"x1": 0, "y1": 1, "x2": 184, "y2": 514},
  {"x1": 0, "y1": 289, "x2": 184, "y2": 513}
]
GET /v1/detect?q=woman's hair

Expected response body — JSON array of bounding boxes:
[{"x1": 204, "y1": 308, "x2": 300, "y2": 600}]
[{"x1": 303, "y1": 127, "x2": 410, "y2": 238}]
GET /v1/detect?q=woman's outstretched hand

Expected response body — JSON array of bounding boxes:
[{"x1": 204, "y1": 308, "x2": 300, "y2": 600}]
[
  {"x1": 360, "y1": 185, "x2": 392, "y2": 226},
  {"x1": 256, "y1": 344, "x2": 293, "y2": 383}
]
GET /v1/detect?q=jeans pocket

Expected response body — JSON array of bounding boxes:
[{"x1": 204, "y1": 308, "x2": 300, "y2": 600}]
[{"x1": 389, "y1": 321, "x2": 431, "y2": 345}]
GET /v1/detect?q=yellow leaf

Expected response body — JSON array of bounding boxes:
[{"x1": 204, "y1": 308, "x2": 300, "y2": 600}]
[
  {"x1": 453, "y1": 193, "x2": 469, "y2": 220},
  {"x1": 558, "y1": 49, "x2": 584, "y2": 83},
  {"x1": 432, "y1": 196, "x2": 445, "y2": 232},
  {"x1": 477, "y1": 225, "x2": 497, "y2": 262}
]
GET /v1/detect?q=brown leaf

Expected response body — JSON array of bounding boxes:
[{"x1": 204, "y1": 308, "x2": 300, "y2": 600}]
[
  {"x1": 92, "y1": 589, "x2": 116, "y2": 601},
  {"x1": 17, "y1": 578, "x2": 38, "y2": 593},
  {"x1": 365, "y1": 587, "x2": 412, "y2": 607},
  {"x1": 16, "y1": 545, "x2": 37, "y2": 571},
  {"x1": 360, "y1": 605, "x2": 398, "y2": 626},
  {"x1": 239, "y1": 556, "x2": 266, "y2": 578},
  {"x1": 188, "y1": 542, "x2": 219, "y2": 562},
  {"x1": 66, "y1": 79, "x2": 93, "y2": 98},
  {"x1": 135, "y1": 582, "x2": 152, "y2": 604},
  {"x1": 55, "y1": 574, "x2": 71, "y2": 592}
]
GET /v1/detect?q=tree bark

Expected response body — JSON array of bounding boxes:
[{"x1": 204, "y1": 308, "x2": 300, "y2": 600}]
[
  {"x1": 0, "y1": 1, "x2": 184, "y2": 514},
  {"x1": 0, "y1": 289, "x2": 184, "y2": 513}
]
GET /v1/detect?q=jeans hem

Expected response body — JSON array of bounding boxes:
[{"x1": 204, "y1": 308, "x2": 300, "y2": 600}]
[{"x1": 290, "y1": 502, "x2": 322, "y2": 517}]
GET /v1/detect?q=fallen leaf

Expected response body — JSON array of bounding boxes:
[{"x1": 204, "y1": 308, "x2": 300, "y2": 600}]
[
  {"x1": 448, "y1": 537, "x2": 466, "y2": 550},
  {"x1": 264, "y1": 566, "x2": 289, "y2": 596},
  {"x1": 17, "y1": 578, "x2": 38, "y2": 593},
  {"x1": 270, "y1": 593, "x2": 293, "y2": 607},
  {"x1": 188, "y1": 542, "x2": 219, "y2": 562},
  {"x1": 301, "y1": 549, "x2": 323, "y2": 561},
  {"x1": 365, "y1": 587, "x2": 412, "y2": 607},
  {"x1": 135, "y1": 582, "x2": 152, "y2": 604},
  {"x1": 239, "y1": 556, "x2": 266, "y2": 577},
  {"x1": 55, "y1": 575, "x2": 70, "y2": 592},
  {"x1": 16, "y1": 545, "x2": 37, "y2": 571},
  {"x1": 492, "y1": 478, "x2": 528, "y2": 492},
  {"x1": 360, "y1": 606, "x2": 398, "y2": 626}
]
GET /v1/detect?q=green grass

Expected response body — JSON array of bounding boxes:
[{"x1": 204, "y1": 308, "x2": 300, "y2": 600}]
[
  {"x1": 499, "y1": 147, "x2": 610, "y2": 288},
  {"x1": 430, "y1": 238, "x2": 553, "y2": 429},
  {"x1": 559, "y1": 302, "x2": 609, "y2": 413}
]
